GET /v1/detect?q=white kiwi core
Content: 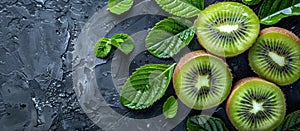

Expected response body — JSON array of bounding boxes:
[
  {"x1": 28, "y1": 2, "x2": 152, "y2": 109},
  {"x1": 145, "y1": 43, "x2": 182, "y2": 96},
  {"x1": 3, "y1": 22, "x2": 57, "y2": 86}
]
[
  {"x1": 250, "y1": 100, "x2": 265, "y2": 114},
  {"x1": 195, "y1": 74, "x2": 210, "y2": 90},
  {"x1": 217, "y1": 24, "x2": 239, "y2": 33},
  {"x1": 268, "y1": 51, "x2": 286, "y2": 66}
]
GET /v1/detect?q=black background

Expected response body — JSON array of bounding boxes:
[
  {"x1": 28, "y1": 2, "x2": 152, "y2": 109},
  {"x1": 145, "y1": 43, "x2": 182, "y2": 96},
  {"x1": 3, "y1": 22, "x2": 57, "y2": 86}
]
[{"x1": 0, "y1": 0, "x2": 299, "y2": 130}]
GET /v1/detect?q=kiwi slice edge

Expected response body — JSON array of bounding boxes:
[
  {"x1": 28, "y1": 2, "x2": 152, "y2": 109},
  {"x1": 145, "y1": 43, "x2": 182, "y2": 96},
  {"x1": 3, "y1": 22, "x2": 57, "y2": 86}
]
[
  {"x1": 226, "y1": 77, "x2": 286, "y2": 131},
  {"x1": 260, "y1": 27, "x2": 300, "y2": 43}
]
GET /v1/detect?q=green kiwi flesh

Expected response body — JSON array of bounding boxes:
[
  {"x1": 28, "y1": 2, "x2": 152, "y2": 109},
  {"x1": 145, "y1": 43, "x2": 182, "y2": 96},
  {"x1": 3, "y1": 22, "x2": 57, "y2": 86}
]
[
  {"x1": 249, "y1": 27, "x2": 300, "y2": 86},
  {"x1": 195, "y1": 2, "x2": 260, "y2": 57},
  {"x1": 173, "y1": 50, "x2": 232, "y2": 110},
  {"x1": 226, "y1": 77, "x2": 286, "y2": 131}
]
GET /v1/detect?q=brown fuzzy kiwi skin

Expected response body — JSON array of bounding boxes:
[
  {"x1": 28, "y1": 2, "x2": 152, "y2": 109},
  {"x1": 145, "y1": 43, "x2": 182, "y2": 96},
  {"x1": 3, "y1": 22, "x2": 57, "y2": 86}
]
[
  {"x1": 260, "y1": 27, "x2": 300, "y2": 43},
  {"x1": 173, "y1": 50, "x2": 210, "y2": 82},
  {"x1": 226, "y1": 77, "x2": 286, "y2": 130},
  {"x1": 172, "y1": 50, "x2": 233, "y2": 109}
]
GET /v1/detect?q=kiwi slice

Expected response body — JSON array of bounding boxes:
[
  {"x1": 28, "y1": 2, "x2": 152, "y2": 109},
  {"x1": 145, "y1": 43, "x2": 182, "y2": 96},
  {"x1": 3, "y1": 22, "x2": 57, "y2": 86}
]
[
  {"x1": 195, "y1": 2, "x2": 260, "y2": 57},
  {"x1": 173, "y1": 50, "x2": 232, "y2": 110},
  {"x1": 249, "y1": 27, "x2": 300, "y2": 86},
  {"x1": 226, "y1": 77, "x2": 286, "y2": 131}
]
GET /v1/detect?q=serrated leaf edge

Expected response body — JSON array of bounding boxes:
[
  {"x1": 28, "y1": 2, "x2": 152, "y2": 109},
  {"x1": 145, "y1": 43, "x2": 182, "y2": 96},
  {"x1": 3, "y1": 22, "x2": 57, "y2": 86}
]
[{"x1": 120, "y1": 63, "x2": 176, "y2": 110}]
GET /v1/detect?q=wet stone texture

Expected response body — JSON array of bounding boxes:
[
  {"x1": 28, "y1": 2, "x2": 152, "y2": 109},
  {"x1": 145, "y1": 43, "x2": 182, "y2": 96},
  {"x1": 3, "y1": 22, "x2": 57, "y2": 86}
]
[{"x1": 0, "y1": 0, "x2": 106, "y2": 130}]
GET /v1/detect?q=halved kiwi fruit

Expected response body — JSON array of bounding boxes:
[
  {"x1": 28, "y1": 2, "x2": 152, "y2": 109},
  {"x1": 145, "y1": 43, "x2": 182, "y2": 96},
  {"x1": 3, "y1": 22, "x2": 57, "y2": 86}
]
[
  {"x1": 195, "y1": 2, "x2": 260, "y2": 57},
  {"x1": 173, "y1": 50, "x2": 232, "y2": 110},
  {"x1": 226, "y1": 77, "x2": 286, "y2": 131},
  {"x1": 249, "y1": 27, "x2": 300, "y2": 86}
]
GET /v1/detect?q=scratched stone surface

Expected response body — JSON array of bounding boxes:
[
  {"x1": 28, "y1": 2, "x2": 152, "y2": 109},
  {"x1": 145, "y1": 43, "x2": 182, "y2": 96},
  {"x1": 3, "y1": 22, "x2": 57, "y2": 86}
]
[
  {"x1": 0, "y1": 0, "x2": 300, "y2": 131},
  {"x1": 0, "y1": 0, "x2": 106, "y2": 130}
]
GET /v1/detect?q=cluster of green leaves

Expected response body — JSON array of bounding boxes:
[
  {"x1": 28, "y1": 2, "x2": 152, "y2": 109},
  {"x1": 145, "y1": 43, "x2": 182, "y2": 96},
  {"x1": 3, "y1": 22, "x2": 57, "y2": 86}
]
[
  {"x1": 103, "y1": 1, "x2": 200, "y2": 116},
  {"x1": 117, "y1": 17, "x2": 195, "y2": 116},
  {"x1": 93, "y1": 34, "x2": 134, "y2": 58}
]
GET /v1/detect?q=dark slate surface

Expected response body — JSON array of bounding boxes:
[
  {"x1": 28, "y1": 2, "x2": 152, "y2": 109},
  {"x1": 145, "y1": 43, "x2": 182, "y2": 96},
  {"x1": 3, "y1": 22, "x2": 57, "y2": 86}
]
[
  {"x1": 0, "y1": 0, "x2": 300, "y2": 131},
  {"x1": 0, "y1": 0, "x2": 106, "y2": 130}
]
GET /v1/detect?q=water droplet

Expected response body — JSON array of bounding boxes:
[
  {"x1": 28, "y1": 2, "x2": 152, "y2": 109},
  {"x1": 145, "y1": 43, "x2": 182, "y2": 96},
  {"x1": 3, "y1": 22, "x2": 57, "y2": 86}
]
[
  {"x1": 111, "y1": 73, "x2": 116, "y2": 78},
  {"x1": 291, "y1": 26, "x2": 295, "y2": 30},
  {"x1": 0, "y1": 60, "x2": 5, "y2": 64},
  {"x1": 59, "y1": 93, "x2": 66, "y2": 97},
  {"x1": 102, "y1": 71, "x2": 111, "y2": 77}
]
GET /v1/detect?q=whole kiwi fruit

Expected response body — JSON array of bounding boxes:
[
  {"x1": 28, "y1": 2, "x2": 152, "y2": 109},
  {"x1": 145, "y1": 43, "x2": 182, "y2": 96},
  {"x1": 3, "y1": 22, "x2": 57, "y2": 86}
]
[
  {"x1": 173, "y1": 50, "x2": 232, "y2": 110},
  {"x1": 226, "y1": 77, "x2": 286, "y2": 131},
  {"x1": 249, "y1": 27, "x2": 300, "y2": 86},
  {"x1": 195, "y1": 2, "x2": 260, "y2": 57}
]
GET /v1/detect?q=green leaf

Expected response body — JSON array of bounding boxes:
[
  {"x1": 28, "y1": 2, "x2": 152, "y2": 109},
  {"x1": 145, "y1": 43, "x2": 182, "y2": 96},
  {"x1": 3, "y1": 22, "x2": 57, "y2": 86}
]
[
  {"x1": 108, "y1": 0, "x2": 134, "y2": 15},
  {"x1": 258, "y1": 0, "x2": 275, "y2": 19},
  {"x1": 258, "y1": 0, "x2": 300, "y2": 19},
  {"x1": 261, "y1": 3, "x2": 300, "y2": 25},
  {"x1": 293, "y1": 0, "x2": 300, "y2": 5},
  {"x1": 120, "y1": 64, "x2": 176, "y2": 110},
  {"x1": 185, "y1": 0, "x2": 204, "y2": 10},
  {"x1": 276, "y1": 110, "x2": 300, "y2": 131},
  {"x1": 155, "y1": 0, "x2": 204, "y2": 18},
  {"x1": 94, "y1": 38, "x2": 112, "y2": 58},
  {"x1": 269, "y1": 0, "x2": 283, "y2": 16},
  {"x1": 163, "y1": 96, "x2": 178, "y2": 119},
  {"x1": 187, "y1": 115, "x2": 229, "y2": 131},
  {"x1": 111, "y1": 34, "x2": 135, "y2": 54},
  {"x1": 93, "y1": 34, "x2": 134, "y2": 58},
  {"x1": 242, "y1": 0, "x2": 261, "y2": 5},
  {"x1": 146, "y1": 17, "x2": 195, "y2": 58}
]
